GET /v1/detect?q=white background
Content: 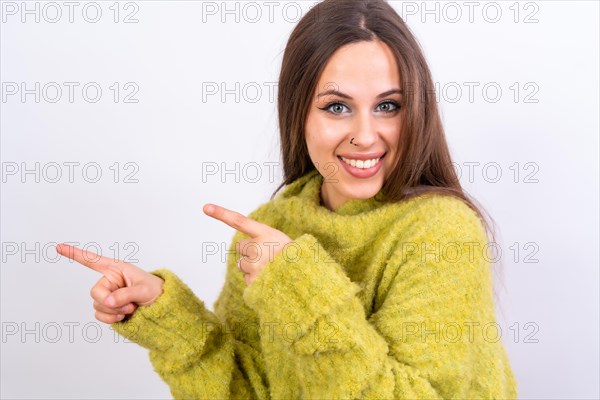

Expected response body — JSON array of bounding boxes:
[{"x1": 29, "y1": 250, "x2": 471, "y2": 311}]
[{"x1": 1, "y1": 1, "x2": 598, "y2": 398}]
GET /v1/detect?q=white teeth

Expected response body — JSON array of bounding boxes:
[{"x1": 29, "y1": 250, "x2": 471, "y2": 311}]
[{"x1": 340, "y1": 156, "x2": 381, "y2": 169}]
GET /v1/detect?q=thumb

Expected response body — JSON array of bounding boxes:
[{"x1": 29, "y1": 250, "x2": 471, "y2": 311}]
[
  {"x1": 104, "y1": 286, "x2": 144, "y2": 308},
  {"x1": 105, "y1": 284, "x2": 162, "y2": 308}
]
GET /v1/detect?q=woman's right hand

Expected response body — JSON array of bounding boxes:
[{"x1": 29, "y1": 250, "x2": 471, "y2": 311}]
[{"x1": 56, "y1": 243, "x2": 164, "y2": 324}]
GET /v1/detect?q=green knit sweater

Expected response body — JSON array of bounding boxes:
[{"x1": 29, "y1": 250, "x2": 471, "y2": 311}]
[{"x1": 112, "y1": 169, "x2": 518, "y2": 399}]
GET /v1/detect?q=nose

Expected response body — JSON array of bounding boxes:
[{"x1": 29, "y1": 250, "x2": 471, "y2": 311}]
[{"x1": 349, "y1": 109, "x2": 378, "y2": 148}]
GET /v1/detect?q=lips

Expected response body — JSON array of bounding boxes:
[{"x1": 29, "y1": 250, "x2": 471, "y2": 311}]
[
  {"x1": 336, "y1": 153, "x2": 385, "y2": 178},
  {"x1": 336, "y1": 152, "x2": 386, "y2": 165},
  {"x1": 337, "y1": 152, "x2": 386, "y2": 161}
]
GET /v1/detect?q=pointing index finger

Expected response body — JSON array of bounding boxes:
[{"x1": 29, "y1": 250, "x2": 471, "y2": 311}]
[
  {"x1": 203, "y1": 203, "x2": 265, "y2": 238},
  {"x1": 56, "y1": 243, "x2": 112, "y2": 274}
]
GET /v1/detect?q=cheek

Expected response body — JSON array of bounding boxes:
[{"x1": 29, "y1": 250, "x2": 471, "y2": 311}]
[
  {"x1": 305, "y1": 111, "x2": 320, "y2": 141},
  {"x1": 306, "y1": 116, "x2": 338, "y2": 150},
  {"x1": 313, "y1": 120, "x2": 346, "y2": 146},
  {"x1": 304, "y1": 126, "x2": 327, "y2": 165},
  {"x1": 383, "y1": 121, "x2": 402, "y2": 147},
  {"x1": 304, "y1": 127, "x2": 318, "y2": 157}
]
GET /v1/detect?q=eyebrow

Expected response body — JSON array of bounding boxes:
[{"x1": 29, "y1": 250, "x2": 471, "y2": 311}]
[{"x1": 317, "y1": 88, "x2": 403, "y2": 100}]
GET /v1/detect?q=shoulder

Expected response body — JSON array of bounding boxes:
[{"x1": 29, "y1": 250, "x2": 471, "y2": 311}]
[
  {"x1": 373, "y1": 194, "x2": 493, "y2": 315},
  {"x1": 384, "y1": 193, "x2": 488, "y2": 245}
]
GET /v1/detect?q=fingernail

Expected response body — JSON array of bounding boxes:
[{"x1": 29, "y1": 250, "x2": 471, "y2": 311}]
[{"x1": 105, "y1": 296, "x2": 116, "y2": 307}]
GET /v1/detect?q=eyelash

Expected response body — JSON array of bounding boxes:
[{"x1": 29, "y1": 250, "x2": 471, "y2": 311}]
[{"x1": 318, "y1": 101, "x2": 401, "y2": 115}]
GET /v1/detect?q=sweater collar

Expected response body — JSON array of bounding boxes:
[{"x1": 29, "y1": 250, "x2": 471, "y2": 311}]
[
  {"x1": 270, "y1": 169, "x2": 394, "y2": 251},
  {"x1": 279, "y1": 169, "x2": 385, "y2": 217}
]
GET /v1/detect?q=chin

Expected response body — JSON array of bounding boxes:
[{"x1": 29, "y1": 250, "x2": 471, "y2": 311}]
[{"x1": 343, "y1": 181, "x2": 382, "y2": 200}]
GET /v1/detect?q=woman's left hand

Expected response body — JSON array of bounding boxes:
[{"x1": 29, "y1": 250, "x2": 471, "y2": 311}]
[{"x1": 203, "y1": 203, "x2": 293, "y2": 285}]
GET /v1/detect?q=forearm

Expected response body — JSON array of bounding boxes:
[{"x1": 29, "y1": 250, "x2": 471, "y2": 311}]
[
  {"x1": 112, "y1": 269, "x2": 267, "y2": 399},
  {"x1": 241, "y1": 233, "x2": 514, "y2": 399},
  {"x1": 247, "y1": 283, "x2": 446, "y2": 399}
]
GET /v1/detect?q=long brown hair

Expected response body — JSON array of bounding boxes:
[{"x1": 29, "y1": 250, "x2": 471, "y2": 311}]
[{"x1": 270, "y1": 0, "x2": 507, "y2": 309}]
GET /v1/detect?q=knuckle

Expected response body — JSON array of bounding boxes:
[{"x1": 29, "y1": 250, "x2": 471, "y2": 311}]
[
  {"x1": 248, "y1": 246, "x2": 260, "y2": 261},
  {"x1": 95, "y1": 310, "x2": 123, "y2": 324},
  {"x1": 94, "y1": 302, "x2": 114, "y2": 315},
  {"x1": 110, "y1": 292, "x2": 120, "y2": 305},
  {"x1": 240, "y1": 240, "x2": 254, "y2": 254},
  {"x1": 94, "y1": 311, "x2": 106, "y2": 323},
  {"x1": 90, "y1": 286, "x2": 100, "y2": 300},
  {"x1": 246, "y1": 251, "x2": 257, "y2": 263}
]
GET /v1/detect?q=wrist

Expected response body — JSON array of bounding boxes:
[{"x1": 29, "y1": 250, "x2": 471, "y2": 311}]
[{"x1": 139, "y1": 274, "x2": 165, "y2": 306}]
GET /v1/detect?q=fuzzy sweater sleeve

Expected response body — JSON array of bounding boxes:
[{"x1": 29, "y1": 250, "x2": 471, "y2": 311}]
[
  {"x1": 110, "y1": 268, "x2": 269, "y2": 399},
  {"x1": 241, "y1": 206, "x2": 518, "y2": 398}
]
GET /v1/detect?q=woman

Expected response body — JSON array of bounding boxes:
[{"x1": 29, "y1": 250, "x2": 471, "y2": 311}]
[{"x1": 57, "y1": 0, "x2": 518, "y2": 398}]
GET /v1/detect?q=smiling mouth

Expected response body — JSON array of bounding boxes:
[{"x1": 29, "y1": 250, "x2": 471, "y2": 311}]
[{"x1": 337, "y1": 153, "x2": 386, "y2": 169}]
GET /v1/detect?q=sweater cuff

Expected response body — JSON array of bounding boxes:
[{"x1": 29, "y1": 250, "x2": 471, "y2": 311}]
[
  {"x1": 111, "y1": 268, "x2": 221, "y2": 352},
  {"x1": 242, "y1": 233, "x2": 361, "y2": 332}
]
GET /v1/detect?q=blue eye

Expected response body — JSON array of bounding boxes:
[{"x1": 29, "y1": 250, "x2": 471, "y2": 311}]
[
  {"x1": 318, "y1": 101, "x2": 401, "y2": 115},
  {"x1": 377, "y1": 101, "x2": 400, "y2": 113},
  {"x1": 319, "y1": 102, "x2": 350, "y2": 114}
]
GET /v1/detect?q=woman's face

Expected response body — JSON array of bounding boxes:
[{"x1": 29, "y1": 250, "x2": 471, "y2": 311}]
[{"x1": 305, "y1": 40, "x2": 403, "y2": 211}]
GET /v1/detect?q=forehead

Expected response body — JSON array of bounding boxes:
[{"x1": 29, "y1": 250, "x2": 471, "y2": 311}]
[{"x1": 316, "y1": 40, "x2": 401, "y2": 95}]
